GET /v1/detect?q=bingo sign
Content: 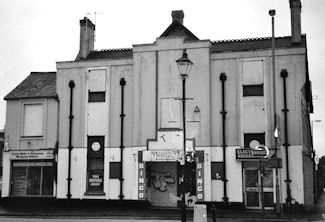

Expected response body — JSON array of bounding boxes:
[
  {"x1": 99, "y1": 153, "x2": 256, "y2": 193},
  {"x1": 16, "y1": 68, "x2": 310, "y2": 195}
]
[
  {"x1": 138, "y1": 162, "x2": 146, "y2": 200},
  {"x1": 196, "y1": 152, "x2": 204, "y2": 201}
]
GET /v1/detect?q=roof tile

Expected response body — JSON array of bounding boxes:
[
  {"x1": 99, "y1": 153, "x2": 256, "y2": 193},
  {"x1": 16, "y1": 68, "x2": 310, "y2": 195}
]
[{"x1": 4, "y1": 72, "x2": 57, "y2": 100}]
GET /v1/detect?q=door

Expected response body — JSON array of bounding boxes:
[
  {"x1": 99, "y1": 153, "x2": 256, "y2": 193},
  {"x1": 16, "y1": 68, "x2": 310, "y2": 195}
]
[{"x1": 244, "y1": 168, "x2": 275, "y2": 209}]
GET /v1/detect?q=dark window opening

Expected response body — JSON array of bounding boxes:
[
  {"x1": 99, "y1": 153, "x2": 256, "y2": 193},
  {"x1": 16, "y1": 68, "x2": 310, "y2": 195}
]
[
  {"x1": 211, "y1": 162, "x2": 224, "y2": 180},
  {"x1": 109, "y1": 162, "x2": 121, "y2": 179},
  {"x1": 244, "y1": 133, "x2": 265, "y2": 148},
  {"x1": 88, "y1": 91, "x2": 105, "y2": 102},
  {"x1": 243, "y1": 84, "x2": 264, "y2": 97}
]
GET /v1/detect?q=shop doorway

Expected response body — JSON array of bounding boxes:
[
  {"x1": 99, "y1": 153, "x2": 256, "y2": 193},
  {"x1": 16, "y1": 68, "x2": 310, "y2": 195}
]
[
  {"x1": 146, "y1": 162, "x2": 178, "y2": 207},
  {"x1": 244, "y1": 168, "x2": 275, "y2": 210}
]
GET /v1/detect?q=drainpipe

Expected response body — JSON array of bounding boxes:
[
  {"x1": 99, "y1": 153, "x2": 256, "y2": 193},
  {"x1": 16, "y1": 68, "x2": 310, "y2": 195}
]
[
  {"x1": 220, "y1": 72, "x2": 228, "y2": 205},
  {"x1": 280, "y1": 69, "x2": 292, "y2": 205},
  {"x1": 119, "y1": 78, "x2": 126, "y2": 200},
  {"x1": 67, "y1": 80, "x2": 75, "y2": 201}
]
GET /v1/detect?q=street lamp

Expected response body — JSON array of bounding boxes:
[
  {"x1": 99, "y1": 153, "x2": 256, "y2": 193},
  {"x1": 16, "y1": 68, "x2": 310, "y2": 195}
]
[
  {"x1": 269, "y1": 9, "x2": 281, "y2": 215},
  {"x1": 176, "y1": 49, "x2": 193, "y2": 222}
]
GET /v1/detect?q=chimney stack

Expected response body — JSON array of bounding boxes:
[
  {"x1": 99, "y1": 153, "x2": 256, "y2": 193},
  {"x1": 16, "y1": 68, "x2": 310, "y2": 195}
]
[
  {"x1": 76, "y1": 17, "x2": 95, "y2": 60},
  {"x1": 172, "y1": 10, "x2": 184, "y2": 24},
  {"x1": 289, "y1": 0, "x2": 302, "y2": 44}
]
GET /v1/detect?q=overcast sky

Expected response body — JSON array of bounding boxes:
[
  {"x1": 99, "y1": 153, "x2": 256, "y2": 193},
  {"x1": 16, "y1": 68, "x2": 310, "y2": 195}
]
[{"x1": 0, "y1": 0, "x2": 324, "y2": 157}]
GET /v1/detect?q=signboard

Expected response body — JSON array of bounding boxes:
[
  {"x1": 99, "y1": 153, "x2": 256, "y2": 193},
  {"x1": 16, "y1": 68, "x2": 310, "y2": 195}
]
[
  {"x1": 138, "y1": 162, "x2": 146, "y2": 200},
  {"x1": 236, "y1": 148, "x2": 268, "y2": 160},
  {"x1": 10, "y1": 150, "x2": 54, "y2": 160},
  {"x1": 142, "y1": 150, "x2": 182, "y2": 162},
  {"x1": 196, "y1": 151, "x2": 204, "y2": 201},
  {"x1": 87, "y1": 170, "x2": 103, "y2": 192}
]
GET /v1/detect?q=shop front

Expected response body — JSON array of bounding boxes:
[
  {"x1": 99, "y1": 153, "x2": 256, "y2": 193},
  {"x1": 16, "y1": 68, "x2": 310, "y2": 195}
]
[
  {"x1": 9, "y1": 150, "x2": 55, "y2": 197},
  {"x1": 236, "y1": 148, "x2": 282, "y2": 210},
  {"x1": 138, "y1": 148, "x2": 204, "y2": 207}
]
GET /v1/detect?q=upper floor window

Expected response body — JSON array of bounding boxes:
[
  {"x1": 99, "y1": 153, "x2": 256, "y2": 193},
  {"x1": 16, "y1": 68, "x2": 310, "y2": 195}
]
[
  {"x1": 22, "y1": 104, "x2": 43, "y2": 137},
  {"x1": 161, "y1": 98, "x2": 181, "y2": 128},
  {"x1": 88, "y1": 69, "x2": 106, "y2": 103},
  {"x1": 243, "y1": 84, "x2": 264, "y2": 97}
]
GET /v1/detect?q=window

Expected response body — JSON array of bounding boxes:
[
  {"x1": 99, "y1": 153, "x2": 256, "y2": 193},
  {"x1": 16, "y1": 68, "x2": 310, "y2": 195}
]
[
  {"x1": 244, "y1": 133, "x2": 265, "y2": 148},
  {"x1": 109, "y1": 162, "x2": 121, "y2": 179},
  {"x1": 11, "y1": 161, "x2": 53, "y2": 196},
  {"x1": 161, "y1": 98, "x2": 181, "y2": 128},
  {"x1": 243, "y1": 84, "x2": 264, "y2": 97},
  {"x1": 211, "y1": 162, "x2": 224, "y2": 180},
  {"x1": 88, "y1": 69, "x2": 106, "y2": 103},
  {"x1": 86, "y1": 136, "x2": 104, "y2": 194},
  {"x1": 88, "y1": 91, "x2": 105, "y2": 102},
  {"x1": 22, "y1": 104, "x2": 43, "y2": 137}
]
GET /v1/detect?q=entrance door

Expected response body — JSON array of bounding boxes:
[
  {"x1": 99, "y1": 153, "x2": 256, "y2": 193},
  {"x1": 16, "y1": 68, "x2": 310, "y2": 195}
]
[{"x1": 244, "y1": 169, "x2": 275, "y2": 209}]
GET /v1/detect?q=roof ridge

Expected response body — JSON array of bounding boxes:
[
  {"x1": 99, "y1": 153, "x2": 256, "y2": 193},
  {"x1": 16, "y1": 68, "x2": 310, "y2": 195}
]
[
  {"x1": 30, "y1": 71, "x2": 57, "y2": 74},
  {"x1": 91, "y1": 48, "x2": 132, "y2": 53},
  {"x1": 211, "y1": 35, "x2": 292, "y2": 44}
]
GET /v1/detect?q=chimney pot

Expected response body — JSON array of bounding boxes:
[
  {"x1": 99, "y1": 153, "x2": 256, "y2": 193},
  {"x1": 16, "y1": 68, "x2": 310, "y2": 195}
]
[{"x1": 172, "y1": 10, "x2": 184, "y2": 24}]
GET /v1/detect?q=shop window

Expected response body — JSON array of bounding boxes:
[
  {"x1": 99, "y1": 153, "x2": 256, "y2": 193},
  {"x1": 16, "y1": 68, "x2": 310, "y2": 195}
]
[
  {"x1": 11, "y1": 162, "x2": 53, "y2": 196},
  {"x1": 109, "y1": 162, "x2": 121, "y2": 179},
  {"x1": 243, "y1": 84, "x2": 264, "y2": 97},
  {"x1": 244, "y1": 133, "x2": 265, "y2": 148},
  {"x1": 86, "y1": 136, "x2": 104, "y2": 194},
  {"x1": 22, "y1": 104, "x2": 43, "y2": 137}
]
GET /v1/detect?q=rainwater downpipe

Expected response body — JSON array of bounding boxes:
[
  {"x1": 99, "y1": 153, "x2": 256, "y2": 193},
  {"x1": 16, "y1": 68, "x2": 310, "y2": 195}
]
[
  {"x1": 280, "y1": 69, "x2": 292, "y2": 204},
  {"x1": 119, "y1": 78, "x2": 126, "y2": 200},
  {"x1": 67, "y1": 80, "x2": 75, "y2": 201},
  {"x1": 220, "y1": 72, "x2": 228, "y2": 204}
]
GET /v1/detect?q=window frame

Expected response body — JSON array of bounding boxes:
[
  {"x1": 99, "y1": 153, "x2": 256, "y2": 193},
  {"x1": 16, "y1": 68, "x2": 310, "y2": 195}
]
[{"x1": 20, "y1": 101, "x2": 45, "y2": 138}]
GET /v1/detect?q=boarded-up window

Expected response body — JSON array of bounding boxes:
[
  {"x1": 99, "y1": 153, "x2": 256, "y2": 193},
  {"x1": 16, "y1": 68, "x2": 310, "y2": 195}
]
[
  {"x1": 161, "y1": 98, "x2": 181, "y2": 128},
  {"x1": 23, "y1": 104, "x2": 43, "y2": 137},
  {"x1": 242, "y1": 60, "x2": 264, "y2": 85},
  {"x1": 88, "y1": 70, "x2": 106, "y2": 92},
  {"x1": 88, "y1": 70, "x2": 106, "y2": 103}
]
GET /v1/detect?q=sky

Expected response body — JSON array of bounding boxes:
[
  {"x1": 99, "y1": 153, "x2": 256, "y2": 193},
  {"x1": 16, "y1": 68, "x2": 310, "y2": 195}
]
[{"x1": 0, "y1": 0, "x2": 324, "y2": 156}]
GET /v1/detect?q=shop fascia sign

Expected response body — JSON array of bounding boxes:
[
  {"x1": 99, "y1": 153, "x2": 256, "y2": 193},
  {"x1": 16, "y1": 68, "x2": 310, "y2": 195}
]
[
  {"x1": 236, "y1": 145, "x2": 269, "y2": 161},
  {"x1": 10, "y1": 149, "x2": 54, "y2": 160},
  {"x1": 142, "y1": 150, "x2": 183, "y2": 162}
]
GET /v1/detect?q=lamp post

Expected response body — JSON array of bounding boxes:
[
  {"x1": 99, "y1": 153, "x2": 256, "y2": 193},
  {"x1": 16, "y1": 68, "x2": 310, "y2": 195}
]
[
  {"x1": 269, "y1": 9, "x2": 281, "y2": 215},
  {"x1": 176, "y1": 49, "x2": 193, "y2": 222}
]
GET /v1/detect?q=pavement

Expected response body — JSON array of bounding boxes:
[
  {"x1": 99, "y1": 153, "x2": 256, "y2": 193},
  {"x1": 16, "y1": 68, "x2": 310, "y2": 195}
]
[
  {"x1": 0, "y1": 198, "x2": 324, "y2": 221},
  {"x1": 0, "y1": 205, "x2": 323, "y2": 221}
]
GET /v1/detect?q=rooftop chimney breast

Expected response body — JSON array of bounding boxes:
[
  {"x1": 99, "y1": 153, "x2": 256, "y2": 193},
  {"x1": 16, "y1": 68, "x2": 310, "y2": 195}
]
[
  {"x1": 172, "y1": 10, "x2": 184, "y2": 24},
  {"x1": 289, "y1": 0, "x2": 302, "y2": 44},
  {"x1": 76, "y1": 17, "x2": 95, "y2": 60}
]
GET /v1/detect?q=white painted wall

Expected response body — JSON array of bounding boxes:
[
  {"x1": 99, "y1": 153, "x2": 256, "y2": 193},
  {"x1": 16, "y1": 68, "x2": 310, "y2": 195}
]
[
  {"x1": 2, "y1": 152, "x2": 11, "y2": 197},
  {"x1": 280, "y1": 145, "x2": 304, "y2": 204},
  {"x1": 210, "y1": 146, "x2": 243, "y2": 203}
]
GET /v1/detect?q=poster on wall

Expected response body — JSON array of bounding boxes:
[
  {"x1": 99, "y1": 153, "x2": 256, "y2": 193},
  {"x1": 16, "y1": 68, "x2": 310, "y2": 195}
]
[{"x1": 87, "y1": 170, "x2": 104, "y2": 193}]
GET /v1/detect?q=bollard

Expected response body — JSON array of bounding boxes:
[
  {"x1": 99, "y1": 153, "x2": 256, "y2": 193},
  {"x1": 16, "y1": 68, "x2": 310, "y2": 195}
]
[{"x1": 194, "y1": 204, "x2": 207, "y2": 222}]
